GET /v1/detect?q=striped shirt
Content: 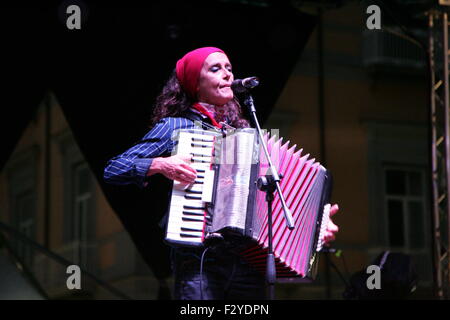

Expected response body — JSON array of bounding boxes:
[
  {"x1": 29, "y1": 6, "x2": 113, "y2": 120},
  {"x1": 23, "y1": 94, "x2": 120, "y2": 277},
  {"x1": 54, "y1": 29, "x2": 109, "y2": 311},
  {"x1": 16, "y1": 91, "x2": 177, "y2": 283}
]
[{"x1": 103, "y1": 114, "x2": 208, "y2": 188}]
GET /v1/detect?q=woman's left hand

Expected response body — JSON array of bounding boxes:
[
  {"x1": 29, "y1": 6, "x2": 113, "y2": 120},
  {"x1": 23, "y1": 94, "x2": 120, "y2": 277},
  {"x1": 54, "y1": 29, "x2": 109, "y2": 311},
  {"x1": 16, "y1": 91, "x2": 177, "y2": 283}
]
[{"x1": 322, "y1": 204, "x2": 339, "y2": 246}]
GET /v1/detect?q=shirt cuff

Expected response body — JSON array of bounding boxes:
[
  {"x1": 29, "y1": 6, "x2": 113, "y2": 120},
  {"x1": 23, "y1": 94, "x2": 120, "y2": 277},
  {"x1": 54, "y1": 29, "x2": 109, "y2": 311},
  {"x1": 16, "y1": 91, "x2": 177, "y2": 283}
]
[{"x1": 134, "y1": 158, "x2": 154, "y2": 188}]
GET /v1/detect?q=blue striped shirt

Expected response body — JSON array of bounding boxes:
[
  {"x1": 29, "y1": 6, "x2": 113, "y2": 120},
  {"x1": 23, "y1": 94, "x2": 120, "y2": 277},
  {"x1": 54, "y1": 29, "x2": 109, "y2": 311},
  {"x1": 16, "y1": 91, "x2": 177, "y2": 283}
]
[{"x1": 103, "y1": 115, "x2": 204, "y2": 188}]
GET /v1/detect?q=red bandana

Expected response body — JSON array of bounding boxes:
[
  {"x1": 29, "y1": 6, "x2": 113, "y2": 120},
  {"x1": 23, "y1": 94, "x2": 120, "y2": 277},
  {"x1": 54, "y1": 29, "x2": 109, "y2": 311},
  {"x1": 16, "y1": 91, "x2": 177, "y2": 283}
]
[
  {"x1": 192, "y1": 103, "x2": 222, "y2": 129},
  {"x1": 175, "y1": 47, "x2": 226, "y2": 99}
]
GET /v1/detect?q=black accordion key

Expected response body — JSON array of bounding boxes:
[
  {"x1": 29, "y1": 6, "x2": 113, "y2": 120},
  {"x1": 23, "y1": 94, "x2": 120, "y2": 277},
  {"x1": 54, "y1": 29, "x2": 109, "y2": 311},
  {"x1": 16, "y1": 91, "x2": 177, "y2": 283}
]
[
  {"x1": 185, "y1": 189, "x2": 202, "y2": 194},
  {"x1": 183, "y1": 205, "x2": 206, "y2": 210},
  {"x1": 180, "y1": 233, "x2": 201, "y2": 238},
  {"x1": 182, "y1": 211, "x2": 204, "y2": 216},
  {"x1": 191, "y1": 143, "x2": 211, "y2": 148},
  {"x1": 181, "y1": 227, "x2": 203, "y2": 232},
  {"x1": 182, "y1": 217, "x2": 204, "y2": 222},
  {"x1": 184, "y1": 194, "x2": 202, "y2": 200}
]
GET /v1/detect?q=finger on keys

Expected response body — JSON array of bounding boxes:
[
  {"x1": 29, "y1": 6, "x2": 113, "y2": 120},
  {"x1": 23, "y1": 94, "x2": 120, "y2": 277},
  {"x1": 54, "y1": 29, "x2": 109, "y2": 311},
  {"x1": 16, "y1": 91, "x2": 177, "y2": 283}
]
[
  {"x1": 327, "y1": 220, "x2": 339, "y2": 233},
  {"x1": 181, "y1": 163, "x2": 198, "y2": 177},
  {"x1": 179, "y1": 154, "x2": 193, "y2": 163},
  {"x1": 181, "y1": 169, "x2": 197, "y2": 184},
  {"x1": 329, "y1": 204, "x2": 339, "y2": 216},
  {"x1": 323, "y1": 231, "x2": 335, "y2": 244}
]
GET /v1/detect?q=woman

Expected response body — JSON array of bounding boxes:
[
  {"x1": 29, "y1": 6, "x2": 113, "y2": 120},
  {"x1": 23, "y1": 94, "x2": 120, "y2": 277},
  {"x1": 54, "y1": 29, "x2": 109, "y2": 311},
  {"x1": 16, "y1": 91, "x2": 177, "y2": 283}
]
[{"x1": 104, "y1": 47, "x2": 339, "y2": 299}]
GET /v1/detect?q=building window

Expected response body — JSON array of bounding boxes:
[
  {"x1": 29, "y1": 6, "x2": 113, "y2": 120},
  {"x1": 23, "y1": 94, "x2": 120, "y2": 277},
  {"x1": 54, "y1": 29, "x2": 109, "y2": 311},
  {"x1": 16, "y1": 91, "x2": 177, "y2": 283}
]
[
  {"x1": 383, "y1": 166, "x2": 426, "y2": 250},
  {"x1": 56, "y1": 130, "x2": 96, "y2": 272},
  {"x1": 71, "y1": 162, "x2": 93, "y2": 267},
  {"x1": 5, "y1": 147, "x2": 38, "y2": 268},
  {"x1": 366, "y1": 122, "x2": 431, "y2": 283},
  {"x1": 13, "y1": 191, "x2": 36, "y2": 267}
]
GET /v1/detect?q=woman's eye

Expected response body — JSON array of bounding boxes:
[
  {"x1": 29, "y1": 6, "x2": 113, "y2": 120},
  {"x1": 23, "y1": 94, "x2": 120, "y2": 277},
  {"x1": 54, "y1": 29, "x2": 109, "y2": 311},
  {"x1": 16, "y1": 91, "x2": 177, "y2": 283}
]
[{"x1": 210, "y1": 65, "x2": 232, "y2": 73}]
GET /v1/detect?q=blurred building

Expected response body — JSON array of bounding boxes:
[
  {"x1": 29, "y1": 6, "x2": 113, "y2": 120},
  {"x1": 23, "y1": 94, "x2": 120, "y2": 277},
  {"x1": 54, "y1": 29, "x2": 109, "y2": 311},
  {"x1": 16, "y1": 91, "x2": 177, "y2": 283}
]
[
  {"x1": 0, "y1": 2, "x2": 434, "y2": 299},
  {"x1": 0, "y1": 91, "x2": 164, "y2": 299},
  {"x1": 265, "y1": 3, "x2": 432, "y2": 299}
]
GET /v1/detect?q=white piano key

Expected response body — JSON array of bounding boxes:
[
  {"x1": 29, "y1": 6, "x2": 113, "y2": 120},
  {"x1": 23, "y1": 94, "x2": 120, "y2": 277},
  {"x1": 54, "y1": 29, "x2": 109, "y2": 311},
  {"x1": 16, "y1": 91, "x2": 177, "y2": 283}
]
[
  {"x1": 202, "y1": 170, "x2": 215, "y2": 203},
  {"x1": 166, "y1": 232, "x2": 203, "y2": 243},
  {"x1": 167, "y1": 219, "x2": 204, "y2": 227},
  {"x1": 166, "y1": 211, "x2": 206, "y2": 220},
  {"x1": 166, "y1": 221, "x2": 205, "y2": 234}
]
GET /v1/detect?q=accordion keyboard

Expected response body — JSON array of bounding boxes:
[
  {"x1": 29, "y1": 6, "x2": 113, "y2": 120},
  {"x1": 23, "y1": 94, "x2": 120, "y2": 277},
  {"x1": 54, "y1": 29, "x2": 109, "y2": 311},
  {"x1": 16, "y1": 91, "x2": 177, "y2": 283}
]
[{"x1": 165, "y1": 131, "x2": 218, "y2": 246}]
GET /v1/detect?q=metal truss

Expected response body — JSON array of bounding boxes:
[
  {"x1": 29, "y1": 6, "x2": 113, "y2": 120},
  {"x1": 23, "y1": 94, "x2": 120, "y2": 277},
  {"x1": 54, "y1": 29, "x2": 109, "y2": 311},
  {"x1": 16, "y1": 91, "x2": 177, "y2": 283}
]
[{"x1": 428, "y1": 8, "x2": 450, "y2": 300}]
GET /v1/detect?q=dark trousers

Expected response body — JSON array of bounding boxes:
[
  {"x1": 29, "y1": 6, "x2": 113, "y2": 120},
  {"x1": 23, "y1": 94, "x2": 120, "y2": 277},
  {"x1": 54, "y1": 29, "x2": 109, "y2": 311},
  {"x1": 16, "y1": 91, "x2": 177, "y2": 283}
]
[{"x1": 171, "y1": 245, "x2": 267, "y2": 300}]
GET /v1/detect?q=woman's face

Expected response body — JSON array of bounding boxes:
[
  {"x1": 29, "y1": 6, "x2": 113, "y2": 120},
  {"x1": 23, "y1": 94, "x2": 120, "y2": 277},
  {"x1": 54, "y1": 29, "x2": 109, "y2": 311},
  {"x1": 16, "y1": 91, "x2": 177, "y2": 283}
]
[{"x1": 197, "y1": 52, "x2": 234, "y2": 106}]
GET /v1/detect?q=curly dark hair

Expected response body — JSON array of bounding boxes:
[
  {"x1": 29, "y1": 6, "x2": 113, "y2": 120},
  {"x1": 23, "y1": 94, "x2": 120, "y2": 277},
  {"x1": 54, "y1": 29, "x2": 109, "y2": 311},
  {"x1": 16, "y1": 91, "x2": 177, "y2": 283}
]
[{"x1": 150, "y1": 70, "x2": 250, "y2": 129}]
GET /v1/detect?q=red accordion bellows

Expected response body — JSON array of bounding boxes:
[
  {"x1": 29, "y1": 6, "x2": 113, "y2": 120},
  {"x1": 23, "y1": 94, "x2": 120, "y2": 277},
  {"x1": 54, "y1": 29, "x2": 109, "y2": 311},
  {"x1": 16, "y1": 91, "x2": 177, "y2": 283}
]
[{"x1": 240, "y1": 133, "x2": 330, "y2": 280}]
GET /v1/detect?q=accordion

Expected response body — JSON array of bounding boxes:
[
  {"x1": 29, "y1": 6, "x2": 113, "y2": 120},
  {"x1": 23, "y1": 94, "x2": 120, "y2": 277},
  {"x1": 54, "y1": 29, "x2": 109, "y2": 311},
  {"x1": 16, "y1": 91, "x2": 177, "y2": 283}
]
[{"x1": 165, "y1": 128, "x2": 332, "y2": 281}]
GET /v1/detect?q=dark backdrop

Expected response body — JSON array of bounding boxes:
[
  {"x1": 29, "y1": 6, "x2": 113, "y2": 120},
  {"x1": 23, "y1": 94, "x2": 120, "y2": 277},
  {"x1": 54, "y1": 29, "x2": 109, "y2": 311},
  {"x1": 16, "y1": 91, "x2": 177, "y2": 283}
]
[{"x1": 1, "y1": 0, "x2": 316, "y2": 282}]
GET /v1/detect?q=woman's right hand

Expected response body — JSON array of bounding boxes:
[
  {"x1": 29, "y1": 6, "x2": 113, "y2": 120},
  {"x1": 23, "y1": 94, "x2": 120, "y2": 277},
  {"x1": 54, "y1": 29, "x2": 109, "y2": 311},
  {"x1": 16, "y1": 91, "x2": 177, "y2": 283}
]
[{"x1": 147, "y1": 154, "x2": 197, "y2": 184}]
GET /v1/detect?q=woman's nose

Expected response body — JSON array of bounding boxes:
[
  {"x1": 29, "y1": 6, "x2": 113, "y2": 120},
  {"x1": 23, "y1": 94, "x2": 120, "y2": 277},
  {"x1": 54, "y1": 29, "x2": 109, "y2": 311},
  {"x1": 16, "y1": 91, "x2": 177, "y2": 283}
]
[{"x1": 223, "y1": 68, "x2": 232, "y2": 79}]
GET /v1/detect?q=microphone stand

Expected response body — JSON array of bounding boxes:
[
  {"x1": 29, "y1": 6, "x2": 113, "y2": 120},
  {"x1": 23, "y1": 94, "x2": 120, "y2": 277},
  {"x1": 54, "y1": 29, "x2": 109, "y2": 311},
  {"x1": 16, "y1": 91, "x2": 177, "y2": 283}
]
[
  {"x1": 257, "y1": 174, "x2": 278, "y2": 300},
  {"x1": 241, "y1": 91, "x2": 294, "y2": 300}
]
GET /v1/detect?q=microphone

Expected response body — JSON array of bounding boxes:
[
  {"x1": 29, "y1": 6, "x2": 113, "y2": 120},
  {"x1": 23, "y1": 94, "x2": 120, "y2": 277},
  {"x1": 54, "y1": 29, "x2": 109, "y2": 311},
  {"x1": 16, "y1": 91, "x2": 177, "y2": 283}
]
[{"x1": 231, "y1": 77, "x2": 259, "y2": 93}]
